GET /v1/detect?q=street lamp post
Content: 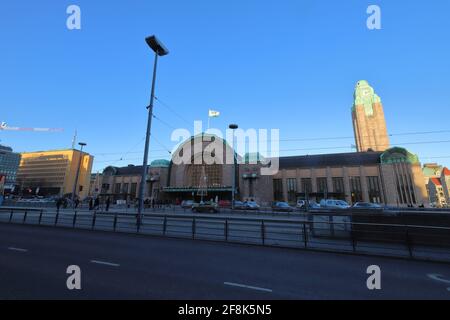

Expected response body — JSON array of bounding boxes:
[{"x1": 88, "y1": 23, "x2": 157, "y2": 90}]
[
  {"x1": 72, "y1": 142, "x2": 86, "y2": 203},
  {"x1": 229, "y1": 124, "x2": 238, "y2": 211},
  {"x1": 137, "y1": 35, "x2": 169, "y2": 225}
]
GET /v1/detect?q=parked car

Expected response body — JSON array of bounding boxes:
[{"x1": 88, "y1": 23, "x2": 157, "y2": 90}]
[
  {"x1": 192, "y1": 202, "x2": 219, "y2": 213},
  {"x1": 218, "y1": 200, "x2": 231, "y2": 208},
  {"x1": 296, "y1": 200, "x2": 307, "y2": 209},
  {"x1": 272, "y1": 202, "x2": 294, "y2": 212},
  {"x1": 245, "y1": 201, "x2": 260, "y2": 210},
  {"x1": 320, "y1": 199, "x2": 351, "y2": 209},
  {"x1": 352, "y1": 202, "x2": 382, "y2": 209},
  {"x1": 308, "y1": 201, "x2": 321, "y2": 209},
  {"x1": 233, "y1": 201, "x2": 248, "y2": 210},
  {"x1": 181, "y1": 200, "x2": 194, "y2": 209}
]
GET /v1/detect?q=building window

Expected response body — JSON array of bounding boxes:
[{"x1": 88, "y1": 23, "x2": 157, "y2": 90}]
[
  {"x1": 332, "y1": 177, "x2": 345, "y2": 200},
  {"x1": 287, "y1": 178, "x2": 297, "y2": 203},
  {"x1": 273, "y1": 179, "x2": 283, "y2": 201},
  {"x1": 188, "y1": 164, "x2": 222, "y2": 187},
  {"x1": 301, "y1": 178, "x2": 312, "y2": 197},
  {"x1": 316, "y1": 177, "x2": 328, "y2": 201},
  {"x1": 248, "y1": 180, "x2": 254, "y2": 198},
  {"x1": 114, "y1": 183, "x2": 121, "y2": 194},
  {"x1": 130, "y1": 183, "x2": 137, "y2": 198},
  {"x1": 122, "y1": 183, "x2": 129, "y2": 194},
  {"x1": 349, "y1": 177, "x2": 363, "y2": 204},
  {"x1": 102, "y1": 183, "x2": 110, "y2": 193},
  {"x1": 367, "y1": 176, "x2": 382, "y2": 203}
]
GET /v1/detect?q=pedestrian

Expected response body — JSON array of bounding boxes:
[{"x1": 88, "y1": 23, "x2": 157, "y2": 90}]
[
  {"x1": 94, "y1": 197, "x2": 100, "y2": 210},
  {"x1": 106, "y1": 197, "x2": 111, "y2": 212},
  {"x1": 74, "y1": 197, "x2": 80, "y2": 209},
  {"x1": 89, "y1": 198, "x2": 94, "y2": 211},
  {"x1": 56, "y1": 197, "x2": 62, "y2": 213}
]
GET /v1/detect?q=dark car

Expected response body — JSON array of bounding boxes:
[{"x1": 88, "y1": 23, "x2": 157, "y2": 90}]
[
  {"x1": 192, "y1": 202, "x2": 219, "y2": 213},
  {"x1": 272, "y1": 202, "x2": 294, "y2": 212}
]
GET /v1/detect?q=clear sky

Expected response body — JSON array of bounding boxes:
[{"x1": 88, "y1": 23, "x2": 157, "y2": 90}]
[{"x1": 1, "y1": 0, "x2": 449, "y2": 172}]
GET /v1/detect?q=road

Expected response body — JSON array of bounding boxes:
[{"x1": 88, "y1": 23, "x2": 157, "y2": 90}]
[{"x1": 0, "y1": 223, "x2": 449, "y2": 299}]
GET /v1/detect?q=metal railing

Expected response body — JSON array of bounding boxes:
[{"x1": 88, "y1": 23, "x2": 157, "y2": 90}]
[{"x1": 1, "y1": 208, "x2": 450, "y2": 263}]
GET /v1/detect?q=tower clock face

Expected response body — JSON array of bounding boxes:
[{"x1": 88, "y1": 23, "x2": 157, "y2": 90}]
[{"x1": 362, "y1": 89, "x2": 371, "y2": 97}]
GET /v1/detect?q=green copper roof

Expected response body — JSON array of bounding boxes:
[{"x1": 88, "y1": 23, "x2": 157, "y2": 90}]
[
  {"x1": 242, "y1": 152, "x2": 265, "y2": 164},
  {"x1": 380, "y1": 147, "x2": 420, "y2": 165},
  {"x1": 150, "y1": 159, "x2": 170, "y2": 168},
  {"x1": 352, "y1": 80, "x2": 381, "y2": 116},
  {"x1": 422, "y1": 165, "x2": 443, "y2": 177}
]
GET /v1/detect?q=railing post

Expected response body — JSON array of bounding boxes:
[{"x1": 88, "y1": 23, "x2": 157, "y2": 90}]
[
  {"x1": 303, "y1": 223, "x2": 308, "y2": 248},
  {"x1": 92, "y1": 212, "x2": 97, "y2": 230},
  {"x1": 9, "y1": 209, "x2": 13, "y2": 223},
  {"x1": 73, "y1": 211, "x2": 77, "y2": 228},
  {"x1": 23, "y1": 210, "x2": 28, "y2": 224},
  {"x1": 406, "y1": 227, "x2": 413, "y2": 259},
  {"x1": 225, "y1": 219, "x2": 228, "y2": 242},
  {"x1": 136, "y1": 214, "x2": 141, "y2": 233},
  {"x1": 38, "y1": 210, "x2": 43, "y2": 225},
  {"x1": 261, "y1": 221, "x2": 265, "y2": 245},
  {"x1": 163, "y1": 216, "x2": 167, "y2": 236},
  {"x1": 192, "y1": 218, "x2": 196, "y2": 240},
  {"x1": 113, "y1": 214, "x2": 118, "y2": 232},
  {"x1": 55, "y1": 210, "x2": 59, "y2": 226},
  {"x1": 350, "y1": 222, "x2": 356, "y2": 252}
]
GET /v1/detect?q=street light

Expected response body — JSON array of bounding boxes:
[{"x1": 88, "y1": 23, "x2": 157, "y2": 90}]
[
  {"x1": 229, "y1": 124, "x2": 238, "y2": 210},
  {"x1": 72, "y1": 142, "x2": 86, "y2": 203},
  {"x1": 137, "y1": 35, "x2": 169, "y2": 224}
]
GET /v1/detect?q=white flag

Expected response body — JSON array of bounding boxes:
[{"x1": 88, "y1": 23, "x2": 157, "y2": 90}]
[{"x1": 208, "y1": 110, "x2": 220, "y2": 118}]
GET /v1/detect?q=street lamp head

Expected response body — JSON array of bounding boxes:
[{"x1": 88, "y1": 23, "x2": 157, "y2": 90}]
[
  {"x1": 78, "y1": 142, "x2": 87, "y2": 147},
  {"x1": 229, "y1": 124, "x2": 238, "y2": 130},
  {"x1": 145, "y1": 35, "x2": 169, "y2": 56}
]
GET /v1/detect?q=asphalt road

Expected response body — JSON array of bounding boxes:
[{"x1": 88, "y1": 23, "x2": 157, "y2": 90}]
[{"x1": 1, "y1": 223, "x2": 450, "y2": 300}]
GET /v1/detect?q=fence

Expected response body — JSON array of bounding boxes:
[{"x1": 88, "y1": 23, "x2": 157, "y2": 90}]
[{"x1": 1, "y1": 207, "x2": 450, "y2": 263}]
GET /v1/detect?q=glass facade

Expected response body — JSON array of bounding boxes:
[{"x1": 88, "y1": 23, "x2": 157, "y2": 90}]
[{"x1": 0, "y1": 145, "x2": 21, "y2": 190}]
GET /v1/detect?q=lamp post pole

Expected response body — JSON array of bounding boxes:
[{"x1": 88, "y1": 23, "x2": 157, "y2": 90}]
[
  {"x1": 72, "y1": 142, "x2": 86, "y2": 203},
  {"x1": 138, "y1": 36, "x2": 169, "y2": 226},
  {"x1": 229, "y1": 124, "x2": 238, "y2": 211}
]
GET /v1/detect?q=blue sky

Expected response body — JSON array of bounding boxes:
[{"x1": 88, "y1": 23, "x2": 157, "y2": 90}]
[{"x1": 1, "y1": 0, "x2": 449, "y2": 171}]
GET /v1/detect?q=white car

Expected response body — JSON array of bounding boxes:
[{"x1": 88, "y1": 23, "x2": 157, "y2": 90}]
[{"x1": 319, "y1": 199, "x2": 351, "y2": 209}]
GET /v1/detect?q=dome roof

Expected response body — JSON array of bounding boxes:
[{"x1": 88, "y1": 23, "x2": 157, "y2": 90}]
[{"x1": 150, "y1": 159, "x2": 170, "y2": 168}]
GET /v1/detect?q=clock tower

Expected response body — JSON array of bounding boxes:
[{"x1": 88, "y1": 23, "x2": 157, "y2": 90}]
[{"x1": 352, "y1": 80, "x2": 390, "y2": 152}]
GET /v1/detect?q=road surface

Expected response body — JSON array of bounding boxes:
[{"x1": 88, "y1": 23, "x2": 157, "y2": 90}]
[{"x1": 0, "y1": 223, "x2": 449, "y2": 299}]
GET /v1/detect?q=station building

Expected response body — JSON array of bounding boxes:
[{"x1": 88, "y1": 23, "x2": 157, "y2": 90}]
[{"x1": 94, "y1": 80, "x2": 429, "y2": 207}]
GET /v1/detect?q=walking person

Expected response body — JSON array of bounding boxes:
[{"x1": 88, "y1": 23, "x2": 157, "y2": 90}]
[
  {"x1": 89, "y1": 198, "x2": 94, "y2": 211},
  {"x1": 56, "y1": 197, "x2": 62, "y2": 213},
  {"x1": 106, "y1": 197, "x2": 111, "y2": 212},
  {"x1": 94, "y1": 197, "x2": 100, "y2": 210},
  {"x1": 74, "y1": 197, "x2": 80, "y2": 209}
]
